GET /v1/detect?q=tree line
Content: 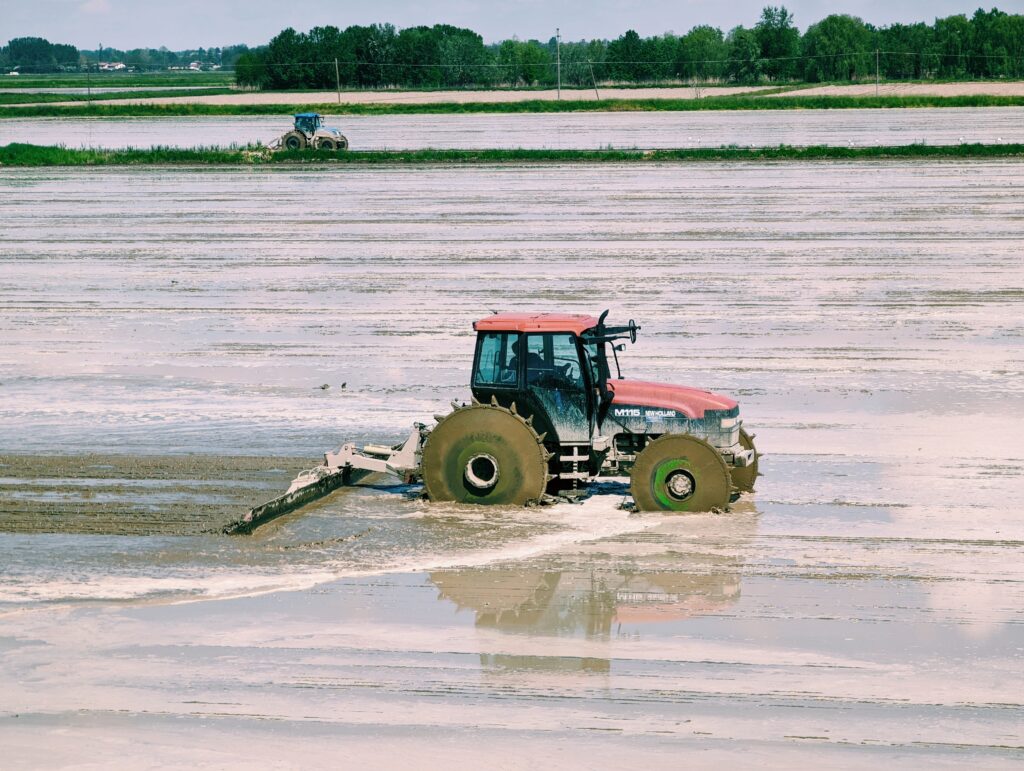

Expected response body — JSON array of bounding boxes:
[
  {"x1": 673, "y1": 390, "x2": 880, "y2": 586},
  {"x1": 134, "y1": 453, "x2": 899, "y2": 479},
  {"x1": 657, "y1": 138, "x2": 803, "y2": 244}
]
[
  {"x1": 234, "y1": 7, "x2": 1024, "y2": 89},
  {"x1": 1, "y1": 38, "x2": 79, "y2": 72},
  {"x1": 0, "y1": 39, "x2": 254, "y2": 72}
]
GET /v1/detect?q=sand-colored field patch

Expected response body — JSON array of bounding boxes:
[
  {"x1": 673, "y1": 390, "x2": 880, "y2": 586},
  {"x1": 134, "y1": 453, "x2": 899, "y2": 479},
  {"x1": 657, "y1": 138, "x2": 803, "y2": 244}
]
[
  {"x1": 774, "y1": 81, "x2": 1024, "y2": 98},
  {"x1": 16, "y1": 85, "x2": 774, "y2": 109}
]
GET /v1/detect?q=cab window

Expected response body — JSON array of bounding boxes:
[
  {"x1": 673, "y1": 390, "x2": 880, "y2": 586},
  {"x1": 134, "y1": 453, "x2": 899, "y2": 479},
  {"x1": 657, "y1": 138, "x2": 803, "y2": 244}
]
[
  {"x1": 474, "y1": 332, "x2": 517, "y2": 387},
  {"x1": 524, "y1": 333, "x2": 584, "y2": 389}
]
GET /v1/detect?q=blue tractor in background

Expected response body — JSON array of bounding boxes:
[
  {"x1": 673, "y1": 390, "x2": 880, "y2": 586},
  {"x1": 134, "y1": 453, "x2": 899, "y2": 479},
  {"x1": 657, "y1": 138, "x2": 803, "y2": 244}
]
[{"x1": 276, "y1": 113, "x2": 348, "y2": 151}]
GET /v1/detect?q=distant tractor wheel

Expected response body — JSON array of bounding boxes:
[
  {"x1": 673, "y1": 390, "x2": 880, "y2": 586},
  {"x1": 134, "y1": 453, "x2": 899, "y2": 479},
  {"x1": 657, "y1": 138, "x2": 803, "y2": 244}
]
[
  {"x1": 317, "y1": 137, "x2": 337, "y2": 151},
  {"x1": 422, "y1": 403, "x2": 549, "y2": 506},
  {"x1": 631, "y1": 434, "x2": 731, "y2": 513},
  {"x1": 282, "y1": 131, "x2": 306, "y2": 150},
  {"x1": 729, "y1": 428, "x2": 759, "y2": 493}
]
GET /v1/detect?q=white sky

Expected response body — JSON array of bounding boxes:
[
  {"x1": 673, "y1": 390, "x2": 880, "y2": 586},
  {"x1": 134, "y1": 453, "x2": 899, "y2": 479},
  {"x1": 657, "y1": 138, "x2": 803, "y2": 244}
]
[{"x1": 3, "y1": 0, "x2": 1016, "y2": 50}]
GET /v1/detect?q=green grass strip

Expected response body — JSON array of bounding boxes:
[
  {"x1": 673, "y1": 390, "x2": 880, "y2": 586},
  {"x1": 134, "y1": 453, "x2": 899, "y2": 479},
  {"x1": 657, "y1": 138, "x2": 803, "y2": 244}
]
[
  {"x1": 3, "y1": 93, "x2": 1024, "y2": 118},
  {"x1": 2, "y1": 142, "x2": 1023, "y2": 167}
]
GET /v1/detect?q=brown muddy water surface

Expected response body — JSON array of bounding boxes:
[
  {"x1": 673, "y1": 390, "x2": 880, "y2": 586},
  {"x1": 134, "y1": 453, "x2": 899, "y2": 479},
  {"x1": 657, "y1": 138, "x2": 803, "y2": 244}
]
[{"x1": 0, "y1": 160, "x2": 1022, "y2": 767}]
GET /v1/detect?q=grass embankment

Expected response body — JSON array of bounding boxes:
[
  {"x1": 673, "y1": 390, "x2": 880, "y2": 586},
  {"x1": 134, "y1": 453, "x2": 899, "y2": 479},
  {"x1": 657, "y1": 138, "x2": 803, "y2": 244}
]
[
  {"x1": 3, "y1": 142, "x2": 1022, "y2": 167},
  {"x1": 0, "y1": 88, "x2": 236, "y2": 105},
  {"x1": 3, "y1": 93, "x2": 1024, "y2": 118}
]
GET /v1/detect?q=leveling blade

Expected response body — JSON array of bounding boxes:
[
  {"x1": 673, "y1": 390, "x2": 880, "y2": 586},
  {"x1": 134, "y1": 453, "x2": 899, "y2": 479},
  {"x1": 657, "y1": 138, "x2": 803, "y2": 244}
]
[
  {"x1": 225, "y1": 468, "x2": 350, "y2": 535},
  {"x1": 227, "y1": 427, "x2": 426, "y2": 535}
]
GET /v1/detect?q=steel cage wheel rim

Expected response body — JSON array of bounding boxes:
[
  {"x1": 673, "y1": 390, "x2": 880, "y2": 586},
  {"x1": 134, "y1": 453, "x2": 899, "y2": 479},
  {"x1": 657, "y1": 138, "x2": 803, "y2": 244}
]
[{"x1": 464, "y1": 453, "x2": 500, "y2": 490}]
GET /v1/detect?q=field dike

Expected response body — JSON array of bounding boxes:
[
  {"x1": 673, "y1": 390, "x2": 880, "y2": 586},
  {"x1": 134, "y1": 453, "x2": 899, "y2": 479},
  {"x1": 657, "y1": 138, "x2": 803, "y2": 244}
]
[{"x1": 2, "y1": 142, "x2": 1023, "y2": 167}]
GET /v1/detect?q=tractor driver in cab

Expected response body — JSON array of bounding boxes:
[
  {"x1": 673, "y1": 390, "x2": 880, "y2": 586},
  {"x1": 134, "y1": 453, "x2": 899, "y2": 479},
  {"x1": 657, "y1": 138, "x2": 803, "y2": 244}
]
[{"x1": 510, "y1": 337, "x2": 546, "y2": 383}]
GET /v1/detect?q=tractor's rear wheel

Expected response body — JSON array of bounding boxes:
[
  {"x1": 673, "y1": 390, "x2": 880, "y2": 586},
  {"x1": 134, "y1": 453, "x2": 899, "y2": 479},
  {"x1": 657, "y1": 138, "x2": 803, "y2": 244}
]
[
  {"x1": 422, "y1": 403, "x2": 549, "y2": 506},
  {"x1": 282, "y1": 131, "x2": 306, "y2": 150},
  {"x1": 631, "y1": 434, "x2": 731, "y2": 513},
  {"x1": 729, "y1": 428, "x2": 759, "y2": 493}
]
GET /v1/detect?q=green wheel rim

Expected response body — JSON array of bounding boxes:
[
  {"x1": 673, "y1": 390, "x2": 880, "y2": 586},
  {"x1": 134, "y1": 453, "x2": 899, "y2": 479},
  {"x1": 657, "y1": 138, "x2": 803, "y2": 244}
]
[
  {"x1": 631, "y1": 434, "x2": 731, "y2": 513},
  {"x1": 652, "y1": 458, "x2": 696, "y2": 510}
]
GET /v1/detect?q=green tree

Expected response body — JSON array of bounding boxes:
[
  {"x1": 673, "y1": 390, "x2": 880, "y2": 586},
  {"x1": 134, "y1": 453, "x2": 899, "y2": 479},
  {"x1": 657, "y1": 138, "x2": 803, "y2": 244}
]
[
  {"x1": 755, "y1": 6, "x2": 800, "y2": 80},
  {"x1": 967, "y1": 8, "x2": 1024, "y2": 77},
  {"x1": 801, "y1": 14, "x2": 873, "y2": 81},
  {"x1": 5, "y1": 37, "x2": 80, "y2": 72},
  {"x1": 437, "y1": 26, "x2": 490, "y2": 87},
  {"x1": 394, "y1": 26, "x2": 443, "y2": 87},
  {"x1": 931, "y1": 14, "x2": 972, "y2": 77},
  {"x1": 607, "y1": 30, "x2": 651, "y2": 81},
  {"x1": 677, "y1": 25, "x2": 728, "y2": 81},
  {"x1": 497, "y1": 39, "x2": 550, "y2": 86},
  {"x1": 877, "y1": 23, "x2": 933, "y2": 79},
  {"x1": 726, "y1": 27, "x2": 763, "y2": 83},
  {"x1": 261, "y1": 28, "x2": 310, "y2": 88}
]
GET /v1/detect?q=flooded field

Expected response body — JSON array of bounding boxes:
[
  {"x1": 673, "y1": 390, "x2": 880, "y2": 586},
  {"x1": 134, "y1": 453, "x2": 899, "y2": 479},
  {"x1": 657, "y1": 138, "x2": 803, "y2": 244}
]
[
  {"x1": 1, "y1": 160, "x2": 1022, "y2": 766},
  {"x1": 2, "y1": 106, "x2": 1023, "y2": 150}
]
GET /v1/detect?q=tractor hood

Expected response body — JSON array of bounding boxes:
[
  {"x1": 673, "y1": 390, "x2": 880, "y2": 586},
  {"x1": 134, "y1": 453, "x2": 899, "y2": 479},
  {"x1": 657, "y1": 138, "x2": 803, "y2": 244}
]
[{"x1": 607, "y1": 379, "x2": 738, "y2": 419}]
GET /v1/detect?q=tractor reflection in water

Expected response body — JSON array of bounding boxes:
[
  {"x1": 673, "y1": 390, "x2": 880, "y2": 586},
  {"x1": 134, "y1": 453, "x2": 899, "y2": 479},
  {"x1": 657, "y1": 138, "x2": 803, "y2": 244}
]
[
  {"x1": 274, "y1": 113, "x2": 349, "y2": 151},
  {"x1": 430, "y1": 512, "x2": 755, "y2": 673}
]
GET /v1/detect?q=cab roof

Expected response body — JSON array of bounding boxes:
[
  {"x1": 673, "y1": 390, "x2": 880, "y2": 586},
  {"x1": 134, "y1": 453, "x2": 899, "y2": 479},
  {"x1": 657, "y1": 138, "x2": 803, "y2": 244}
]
[
  {"x1": 474, "y1": 313, "x2": 600, "y2": 336},
  {"x1": 294, "y1": 112, "x2": 321, "y2": 118}
]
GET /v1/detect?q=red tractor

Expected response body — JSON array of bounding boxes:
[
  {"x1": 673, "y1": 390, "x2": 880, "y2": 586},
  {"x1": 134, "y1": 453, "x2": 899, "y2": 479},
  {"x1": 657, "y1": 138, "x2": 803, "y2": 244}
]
[{"x1": 234, "y1": 311, "x2": 759, "y2": 533}]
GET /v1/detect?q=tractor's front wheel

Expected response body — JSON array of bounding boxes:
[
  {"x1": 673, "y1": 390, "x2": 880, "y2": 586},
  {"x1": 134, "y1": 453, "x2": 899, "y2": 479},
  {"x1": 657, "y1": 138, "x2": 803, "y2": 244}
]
[
  {"x1": 729, "y1": 428, "x2": 759, "y2": 493},
  {"x1": 631, "y1": 434, "x2": 731, "y2": 513},
  {"x1": 282, "y1": 131, "x2": 306, "y2": 150},
  {"x1": 317, "y1": 137, "x2": 337, "y2": 151},
  {"x1": 336, "y1": 134, "x2": 349, "y2": 151}
]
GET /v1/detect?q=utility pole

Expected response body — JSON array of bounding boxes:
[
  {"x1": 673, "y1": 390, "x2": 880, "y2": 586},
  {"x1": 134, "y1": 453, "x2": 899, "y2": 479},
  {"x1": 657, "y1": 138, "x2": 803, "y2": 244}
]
[
  {"x1": 334, "y1": 58, "x2": 341, "y2": 104},
  {"x1": 556, "y1": 28, "x2": 561, "y2": 100},
  {"x1": 875, "y1": 48, "x2": 880, "y2": 97},
  {"x1": 587, "y1": 60, "x2": 600, "y2": 101}
]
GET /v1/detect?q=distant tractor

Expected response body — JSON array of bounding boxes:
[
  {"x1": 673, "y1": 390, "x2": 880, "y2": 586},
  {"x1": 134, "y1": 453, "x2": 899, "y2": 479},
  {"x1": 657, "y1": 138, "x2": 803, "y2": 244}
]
[{"x1": 275, "y1": 113, "x2": 348, "y2": 151}]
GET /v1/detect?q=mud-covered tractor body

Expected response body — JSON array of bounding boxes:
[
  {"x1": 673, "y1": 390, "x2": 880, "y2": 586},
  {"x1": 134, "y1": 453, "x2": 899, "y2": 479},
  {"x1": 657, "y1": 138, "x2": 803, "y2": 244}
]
[
  {"x1": 278, "y1": 113, "x2": 349, "y2": 151},
  {"x1": 233, "y1": 311, "x2": 759, "y2": 534},
  {"x1": 468, "y1": 312, "x2": 756, "y2": 501}
]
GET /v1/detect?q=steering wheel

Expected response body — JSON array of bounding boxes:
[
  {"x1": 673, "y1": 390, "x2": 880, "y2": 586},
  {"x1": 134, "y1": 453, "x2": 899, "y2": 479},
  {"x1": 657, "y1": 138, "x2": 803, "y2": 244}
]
[{"x1": 558, "y1": 362, "x2": 579, "y2": 383}]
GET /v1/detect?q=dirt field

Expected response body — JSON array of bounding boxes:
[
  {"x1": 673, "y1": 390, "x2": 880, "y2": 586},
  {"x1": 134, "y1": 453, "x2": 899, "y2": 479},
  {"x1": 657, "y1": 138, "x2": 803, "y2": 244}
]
[
  {"x1": 0, "y1": 454, "x2": 302, "y2": 535},
  {"x1": 12, "y1": 81, "x2": 1024, "y2": 109},
  {"x1": 778, "y1": 81, "x2": 1024, "y2": 97},
  {"x1": 8, "y1": 85, "x2": 771, "y2": 108}
]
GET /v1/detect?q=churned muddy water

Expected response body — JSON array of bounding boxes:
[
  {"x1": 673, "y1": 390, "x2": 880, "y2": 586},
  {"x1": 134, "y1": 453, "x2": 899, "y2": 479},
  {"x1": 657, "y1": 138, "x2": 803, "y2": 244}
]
[
  {"x1": 2, "y1": 106, "x2": 1023, "y2": 150},
  {"x1": 1, "y1": 161, "x2": 1023, "y2": 767}
]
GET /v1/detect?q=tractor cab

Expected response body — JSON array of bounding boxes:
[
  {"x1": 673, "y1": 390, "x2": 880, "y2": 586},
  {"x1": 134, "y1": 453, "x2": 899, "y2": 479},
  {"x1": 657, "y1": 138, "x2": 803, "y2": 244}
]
[
  {"x1": 294, "y1": 113, "x2": 322, "y2": 135},
  {"x1": 471, "y1": 311, "x2": 638, "y2": 456}
]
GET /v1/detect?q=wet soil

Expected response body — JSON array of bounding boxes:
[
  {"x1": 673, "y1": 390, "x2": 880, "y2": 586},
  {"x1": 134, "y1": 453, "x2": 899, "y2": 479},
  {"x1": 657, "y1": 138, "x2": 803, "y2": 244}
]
[{"x1": 0, "y1": 454, "x2": 305, "y2": 534}]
